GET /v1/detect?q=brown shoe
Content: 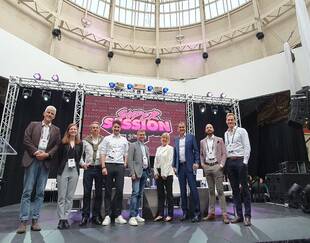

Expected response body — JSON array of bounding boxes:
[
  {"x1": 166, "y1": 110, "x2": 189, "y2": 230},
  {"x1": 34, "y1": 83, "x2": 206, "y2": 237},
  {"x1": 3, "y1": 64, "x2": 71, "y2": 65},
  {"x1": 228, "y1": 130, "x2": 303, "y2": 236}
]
[
  {"x1": 222, "y1": 214, "x2": 230, "y2": 224},
  {"x1": 203, "y1": 213, "x2": 215, "y2": 221},
  {"x1": 244, "y1": 216, "x2": 251, "y2": 226},
  {"x1": 16, "y1": 221, "x2": 27, "y2": 234},
  {"x1": 31, "y1": 219, "x2": 41, "y2": 231}
]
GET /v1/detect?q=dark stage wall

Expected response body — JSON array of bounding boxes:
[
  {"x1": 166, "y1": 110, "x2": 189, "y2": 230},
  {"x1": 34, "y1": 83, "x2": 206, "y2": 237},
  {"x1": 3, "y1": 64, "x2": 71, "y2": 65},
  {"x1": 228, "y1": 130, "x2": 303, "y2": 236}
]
[{"x1": 0, "y1": 88, "x2": 75, "y2": 206}]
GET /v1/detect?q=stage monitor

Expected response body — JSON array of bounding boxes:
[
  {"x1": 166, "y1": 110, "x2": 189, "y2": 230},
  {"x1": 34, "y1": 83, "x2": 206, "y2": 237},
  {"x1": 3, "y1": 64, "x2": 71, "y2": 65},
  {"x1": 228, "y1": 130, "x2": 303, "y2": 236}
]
[{"x1": 82, "y1": 96, "x2": 186, "y2": 156}]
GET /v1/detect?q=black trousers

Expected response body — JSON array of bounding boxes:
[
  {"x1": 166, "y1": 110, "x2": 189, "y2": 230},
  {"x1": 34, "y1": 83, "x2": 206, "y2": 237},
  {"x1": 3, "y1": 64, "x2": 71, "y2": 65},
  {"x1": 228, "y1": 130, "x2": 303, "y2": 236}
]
[
  {"x1": 156, "y1": 175, "x2": 173, "y2": 217},
  {"x1": 82, "y1": 166, "x2": 103, "y2": 218},
  {"x1": 226, "y1": 158, "x2": 251, "y2": 218},
  {"x1": 104, "y1": 163, "x2": 124, "y2": 217}
]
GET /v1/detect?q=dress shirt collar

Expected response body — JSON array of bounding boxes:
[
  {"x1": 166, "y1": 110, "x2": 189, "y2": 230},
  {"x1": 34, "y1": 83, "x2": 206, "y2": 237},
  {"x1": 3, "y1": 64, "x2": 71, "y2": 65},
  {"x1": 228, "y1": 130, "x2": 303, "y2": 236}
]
[{"x1": 41, "y1": 121, "x2": 51, "y2": 127}]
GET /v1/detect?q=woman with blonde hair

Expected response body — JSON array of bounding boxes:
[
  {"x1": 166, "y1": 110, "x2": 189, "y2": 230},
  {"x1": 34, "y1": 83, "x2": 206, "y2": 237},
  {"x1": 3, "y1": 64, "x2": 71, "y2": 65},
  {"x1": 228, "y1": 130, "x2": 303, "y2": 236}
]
[
  {"x1": 154, "y1": 132, "x2": 174, "y2": 222},
  {"x1": 57, "y1": 123, "x2": 83, "y2": 229}
]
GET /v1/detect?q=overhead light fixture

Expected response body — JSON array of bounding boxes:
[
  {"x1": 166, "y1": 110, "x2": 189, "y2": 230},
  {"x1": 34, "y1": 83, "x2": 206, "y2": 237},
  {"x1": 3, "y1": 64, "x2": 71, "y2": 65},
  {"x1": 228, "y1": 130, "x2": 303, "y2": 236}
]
[
  {"x1": 51, "y1": 74, "x2": 59, "y2": 82},
  {"x1": 42, "y1": 90, "x2": 51, "y2": 102},
  {"x1": 211, "y1": 105, "x2": 218, "y2": 115},
  {"x1": 163, "y1": 87, "x2": 169, "y2": 94},
  {"x1": 207, "y1": 92, "x2": 213, "y2": 97},
  {"x1": 127, "y1": 84, "x2": 134, "y2": 90},
  {"x1": 220, "y1": 92, "x2": 226, "y2": 98},
  {"x1": 62, "y1": 91, "x2": 71, "y2": 103},
  {"x1": 223, "y1": 106, "x2": 231, "y2": 114},
  {"x1": 52, "y1": 28, "x2": 62, "y2": 40},
  {"x1": 109, "y1": 82, "x2": 116, "y2": 89},
  {"x1": 33, "y1": 73, "x2": 41, "y2": 80},
  {"x1": 199, "y1": 104, "x2": 206, "y2": 113},
  {"x1": 22, "y1": 88, "x2": 32, "y2": 99},
  {"x1": 147, "y1": 85, "x2": 154, "y2": 92}
]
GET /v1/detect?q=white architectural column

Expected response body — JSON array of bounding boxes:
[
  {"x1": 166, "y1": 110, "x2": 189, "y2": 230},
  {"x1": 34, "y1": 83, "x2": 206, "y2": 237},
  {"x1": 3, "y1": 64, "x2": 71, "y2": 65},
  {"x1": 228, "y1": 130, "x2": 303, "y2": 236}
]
[
  {"x1": 199, "y1": 0, "x2": 209, "y2": 74},
  {"x1": 49, "y1": 0, "x2": 64, "y2": 56},
  {"x1": 155, "y1": 0, "x2": 160, "y2": 78},
  {"x1": 108, "y1": 0, "x2": 116, "y2": 73},
  {"x1": 252, "y1": 0, "x2": 267, "y2": 57}
]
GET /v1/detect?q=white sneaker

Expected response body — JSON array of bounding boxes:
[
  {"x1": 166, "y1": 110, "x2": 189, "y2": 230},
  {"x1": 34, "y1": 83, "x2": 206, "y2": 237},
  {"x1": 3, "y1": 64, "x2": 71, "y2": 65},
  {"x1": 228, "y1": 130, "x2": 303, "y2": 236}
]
[
  {"x1": 136, "y1": 215, "x2": 145, "y2": 223},
  {"x1": 129, "y1": 217, "x2": 138, "y2": 226},
  {"x1": 101, "y1": 216, "x2": 111, "y2": 226},
  {"x1": 115, "y1": 215, "x2": 127, "y2": 224}
]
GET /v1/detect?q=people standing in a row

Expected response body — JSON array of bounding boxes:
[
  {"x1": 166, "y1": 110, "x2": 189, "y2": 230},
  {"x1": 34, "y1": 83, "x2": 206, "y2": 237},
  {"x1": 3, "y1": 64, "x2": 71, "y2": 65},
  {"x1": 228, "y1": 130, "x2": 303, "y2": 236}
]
[
  {"x1": 101, "y1": 120, "x2": 129, "y2": 226},
  {"x1": 17, "y1": 106, "x2": 61, "y2": 234},
  {"x1": 154, "y1": 133, "x2": 174, "y2": 222},
  {"x1": 56, "y1": 123, "x2": 83, "y2": 229},
  {"x1": 80, "y1": 121, "x2": 104, "y2": 226},
  {"x1": 225, "y1": 113, "x2": 251, "y2": 226},
  {"x1": 127, "y1": 130, "x2": 150, "y2": 226},
  {"x1": 173, "y1": 122, "x2": 201, "y2": 222},
  {"x1": 200, "y1": 124, "x2": 229, "y2": 224}
]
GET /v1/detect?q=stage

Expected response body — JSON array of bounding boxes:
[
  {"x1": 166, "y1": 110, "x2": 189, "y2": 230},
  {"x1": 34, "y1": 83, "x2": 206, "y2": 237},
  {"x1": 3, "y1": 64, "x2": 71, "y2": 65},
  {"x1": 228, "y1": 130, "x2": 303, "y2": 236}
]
[{"x1": 0, "y1": 203, "x2": 310, "y2": 243}]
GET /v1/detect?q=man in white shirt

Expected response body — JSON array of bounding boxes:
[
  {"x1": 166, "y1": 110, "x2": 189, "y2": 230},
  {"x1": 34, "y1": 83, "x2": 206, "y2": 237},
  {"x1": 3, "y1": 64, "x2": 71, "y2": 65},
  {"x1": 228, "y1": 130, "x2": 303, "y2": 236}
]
[
  {"x1": 224, "y1": 113, "x2": 252, "y2": 226},
  {"x1": 101, "y1": 120, "x2": 129, "y2": 226}
]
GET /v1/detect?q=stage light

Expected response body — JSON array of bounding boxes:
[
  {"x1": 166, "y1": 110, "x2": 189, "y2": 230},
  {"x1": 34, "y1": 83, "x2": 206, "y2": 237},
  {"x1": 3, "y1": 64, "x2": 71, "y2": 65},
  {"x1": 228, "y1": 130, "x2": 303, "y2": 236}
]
[
  {"x1": 199, "y1": 104, "x2": 206, "y2": 113},
  {"x1": 202, "y1": 52, "x2": 208, "y2": 59},
  {"x1": 52, "y1": 28, "x2": 62, "y2": 40},
  {"x1": 223, "y1": 106, "x2": 231, "y2": 114},
  {"x1": 22, "y1": 89, "x2": 32, "y2": 99},
  {"x1": 51, "y1": 74, "x2": 59, "y2": 82},
  {"x1": 33, "y1": 73, "x2": 41, "y2": 80},
  {"x1": 163, "y1": 87, "x2": 169, "y2": 94},
  {"x1": 256, "y1": 31, "x2": 264, "y2": 40},
  {"x1": 155, "y1": 58, "x2": 161, "y2": 65},
  {"x1": 211, "y1": 105, "x2": 218, "y2": 115},
  {"x1": 127, "y1": 84, "x2": 134, "y2": 90},
  {"x1": 42, "y1": 90, "x2": 51, "y2": 102},
  {"x1": 62, "y1": 91, "x2": 71, "y2": 103},
  {"x1": 207, "y1": 92, "x2": 213, "y2": 97},
  {"x1": 288, "y1": 183, "x2": 303, "y2": 208},
  {"x1": 220, "y1": 92, "x2": 226, "y2": 98},
  {"x1": 147, "y1": 85, "x2": 154, "y2": 92},
  {"x1": 109, "y1": 82, "x2": 116, "y2": 89},
  {"x1": 301, "y1": 184, "x2": 310, "y2": 213},
  {"x1": 108, "y1": 51, "x2": 114, "y2": 59}
]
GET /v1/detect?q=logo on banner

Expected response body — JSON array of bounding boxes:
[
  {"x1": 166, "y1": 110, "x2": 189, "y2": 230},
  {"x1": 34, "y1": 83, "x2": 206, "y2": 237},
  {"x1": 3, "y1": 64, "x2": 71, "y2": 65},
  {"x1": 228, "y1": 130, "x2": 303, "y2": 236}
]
[{"x1": 100, "y1": 107, "x2": 173, "y2": 142}]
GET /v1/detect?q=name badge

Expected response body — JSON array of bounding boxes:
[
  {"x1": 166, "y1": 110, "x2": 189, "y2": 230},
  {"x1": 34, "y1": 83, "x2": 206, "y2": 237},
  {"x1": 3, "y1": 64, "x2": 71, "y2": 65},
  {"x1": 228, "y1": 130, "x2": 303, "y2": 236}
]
[
  {"x1": 68, "y1": 158, "x2": 76, "y2": 168},
  {"x1": 143, "y1": 156, "x2": 148, "y2": 168},
  {"x1": 38, "y1": 139, "x2": 48, "y2": 150},
  {"x1": 227, "y1": 144, "x2": 234, "y2": 154}
]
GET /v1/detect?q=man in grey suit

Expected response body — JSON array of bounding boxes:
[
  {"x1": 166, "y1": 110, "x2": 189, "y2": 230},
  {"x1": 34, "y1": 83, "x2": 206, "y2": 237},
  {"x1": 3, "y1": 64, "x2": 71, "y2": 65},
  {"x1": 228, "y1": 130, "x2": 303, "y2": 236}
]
[
  {"x1": 200, "y1": 124, "x2": 229, "y2": 224},
  {"x1": 128, "y1": 130, "x2": 150, "y2": 226},
  {"x1": 17, "y1": 106, "x2": 61, "y2": 234}
]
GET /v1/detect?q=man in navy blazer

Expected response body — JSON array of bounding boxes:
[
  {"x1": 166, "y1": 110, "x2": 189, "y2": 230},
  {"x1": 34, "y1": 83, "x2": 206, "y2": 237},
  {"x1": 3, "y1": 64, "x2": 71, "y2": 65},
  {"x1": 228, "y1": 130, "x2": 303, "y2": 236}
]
[{"x1": 173, "y1": 122, "x2": 201, "y2": 222}]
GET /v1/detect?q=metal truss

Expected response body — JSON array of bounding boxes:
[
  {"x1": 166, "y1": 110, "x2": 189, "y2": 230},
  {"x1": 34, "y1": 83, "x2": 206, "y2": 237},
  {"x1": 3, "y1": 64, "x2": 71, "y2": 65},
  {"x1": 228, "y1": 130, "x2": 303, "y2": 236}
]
[
  {"x1": 73, "y1": 86, "x2": 85, "y2": 134},
  {"x1": 16, "y1": 0, "x2": 302, "y2": 56},
  {"x1": 0, "y1": 78, "x2": 20, "y2": 179},
  {"x1": 186, "y1": 100, "x2": 195, "y2": 135}
]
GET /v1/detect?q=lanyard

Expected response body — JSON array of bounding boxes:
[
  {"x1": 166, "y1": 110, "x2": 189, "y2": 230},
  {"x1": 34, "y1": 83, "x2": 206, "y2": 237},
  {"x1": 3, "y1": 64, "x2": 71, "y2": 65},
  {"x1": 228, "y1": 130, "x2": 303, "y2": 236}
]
[{"x1": 226, "y1": 128, "x2": 237, "y2": 145}]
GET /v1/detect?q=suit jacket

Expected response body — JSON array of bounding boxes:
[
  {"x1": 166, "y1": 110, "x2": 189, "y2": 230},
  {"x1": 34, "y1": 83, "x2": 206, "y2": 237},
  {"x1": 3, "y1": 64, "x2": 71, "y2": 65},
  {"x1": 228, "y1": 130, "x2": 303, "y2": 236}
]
[
  {"x1": 57, "y1": 142, "x2": 83, "y2": 175},
  {"x1": 200, "y1": 136, "x2": 227, "y2": 167},
  {"x1": 22, "y1": 121, "x2": 61, "y2": 168},
  {"x1": 154, "y1": 144, "x2": 174, "y2": 177},
  {"x1": 128, "y1": 141, "x2": 150, "y2": 178},
  {"x1": 172, "y1": 134, "x2": 199, "y2": 173}
]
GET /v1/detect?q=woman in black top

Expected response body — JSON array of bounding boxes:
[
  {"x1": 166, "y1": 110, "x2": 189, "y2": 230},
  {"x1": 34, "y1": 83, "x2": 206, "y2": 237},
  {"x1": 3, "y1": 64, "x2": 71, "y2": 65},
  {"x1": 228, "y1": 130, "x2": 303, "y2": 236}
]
[{"x1": 57, "y1": 123, "x2": 83, "y2": 229}]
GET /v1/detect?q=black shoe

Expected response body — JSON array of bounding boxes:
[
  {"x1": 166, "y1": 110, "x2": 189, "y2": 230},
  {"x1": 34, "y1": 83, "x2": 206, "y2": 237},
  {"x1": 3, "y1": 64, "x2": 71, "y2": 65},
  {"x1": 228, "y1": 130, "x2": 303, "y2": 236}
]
[
  {"x1": 79, "y1": 217, "x2": 88, "y2": 226},
  {"x1": 244, "y1": 217, "x2": 251, "y2": 226},
  {"x1": 191, "y1": 215, "x2": 201, "y2": 223},
  {"x1": 231, "y1": 216, "x2": 244, "y2": 224},
  {"x1": 57, "y1": 220, "x2": 65, "y2": 230},
  {"x1": 180, "y1": 214, "x2": 188, "y2": 221},
  {"x1": 64, "y1": 220, "x2": 70, "y2": 229},
  {"x1": 92, "y1": 216, "x2": 102, "y2": 225}
]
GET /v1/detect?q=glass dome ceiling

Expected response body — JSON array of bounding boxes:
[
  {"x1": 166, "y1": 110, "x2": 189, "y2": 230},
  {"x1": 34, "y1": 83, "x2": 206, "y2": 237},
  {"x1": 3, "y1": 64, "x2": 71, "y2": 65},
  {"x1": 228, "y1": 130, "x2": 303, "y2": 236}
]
[{"x1": 71, "y1": 0, "x2": 250, "y2": 28}]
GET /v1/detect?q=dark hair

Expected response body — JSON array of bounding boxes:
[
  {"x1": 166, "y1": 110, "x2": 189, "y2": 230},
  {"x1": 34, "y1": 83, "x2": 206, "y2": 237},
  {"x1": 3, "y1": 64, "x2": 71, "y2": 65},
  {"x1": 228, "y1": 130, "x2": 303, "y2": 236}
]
[
  {"x1": 62, "y1": 123, "x2": 81, "y2": 144},
  {"x1": 112, "y1": 120, "x2": 122, "y2": 127}
]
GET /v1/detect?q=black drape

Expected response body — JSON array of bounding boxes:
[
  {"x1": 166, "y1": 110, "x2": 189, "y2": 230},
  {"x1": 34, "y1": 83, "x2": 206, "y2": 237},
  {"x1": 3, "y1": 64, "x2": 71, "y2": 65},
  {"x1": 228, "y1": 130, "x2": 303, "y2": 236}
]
[{"x1": 0, "y1": 88, "x2": 75, "y2": 206}]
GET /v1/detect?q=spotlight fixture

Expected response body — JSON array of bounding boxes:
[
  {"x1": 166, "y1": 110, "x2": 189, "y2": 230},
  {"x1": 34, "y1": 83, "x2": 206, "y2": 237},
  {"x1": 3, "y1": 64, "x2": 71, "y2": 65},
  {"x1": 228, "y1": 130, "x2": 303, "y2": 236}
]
[
  {"x1": 42, "y1": 90, "x2": 51, "y2": 102},
  {"x1": 163, "y1": 87, "x2": 169, "y2": 94},
  {"x1": 147, "y1": 85, "x2": 154, "y2": 92},
  {"x1": 109, "y1": 82, "x2": 116, "y2": 89},
  {"x1": 155, "y1": 58, "x2": 161, "y2": 65},
  {"x1": 220, "y1": 92, "x2": 226, "y2": 98},
  {"x1": 52, "y1": 28, "x2": 62, "y2": 40},
  {"x1": 108, "y1": 51, "x2": 114, "y2": 59},
  {"x1": 33, "y1": 73, "x2": 41, "y2": 80},
  {"x1": 22, "y1": 88, "x2": 32, "y2": 99},
  {"x1": 51, "y1": 74, "x2": 59, "y2": 82},
  {"x1": 199, "y1": 104, "x2": 206, "y2": 113},
  {"x1": 207, "y1": 92, "x2": 213, "y2": 97},
  {"x1": 211, "y1": 105, "x2": 218, "y2": 115},
  {"x1": 256, "y1": 31, "x2": 264, "y2": 40},
  {"x1": 62, "y1": 91, "x2": 71, "y2": 103},
  {"x1": 127, "y1": 84, "x2": 134, "y2": 90},
  {"x1": 223, "y1": 106, "x2": 231, "y2": 114},
  {"x1": 202, "y1": 52, "x2": 208, "y2": 59}
]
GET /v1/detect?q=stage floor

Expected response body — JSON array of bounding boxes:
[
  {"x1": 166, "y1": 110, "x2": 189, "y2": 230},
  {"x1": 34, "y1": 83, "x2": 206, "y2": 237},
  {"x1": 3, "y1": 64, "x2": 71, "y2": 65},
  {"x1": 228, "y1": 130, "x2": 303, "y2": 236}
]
[{"x1": 0, "y1": 203, "x2": 310, "y2": 243}]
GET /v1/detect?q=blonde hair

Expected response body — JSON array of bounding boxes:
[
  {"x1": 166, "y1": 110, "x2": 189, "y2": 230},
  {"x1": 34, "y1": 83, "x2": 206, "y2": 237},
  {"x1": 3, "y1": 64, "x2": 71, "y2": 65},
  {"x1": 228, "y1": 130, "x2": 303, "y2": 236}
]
[
  {"x1": 62, "y1": 123, "x2": 81, "y2": 144},
  {"x1": 161, "y1": 132, "x2": 170, "y2": 144},
  {"x1": 226, "y1": 113, "x2": 236, "y2": 119}
]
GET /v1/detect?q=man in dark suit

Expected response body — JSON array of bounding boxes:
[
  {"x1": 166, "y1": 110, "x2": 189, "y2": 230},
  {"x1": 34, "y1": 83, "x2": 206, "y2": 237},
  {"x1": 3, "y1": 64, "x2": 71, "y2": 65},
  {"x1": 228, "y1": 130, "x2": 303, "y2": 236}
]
[
  {"x1": 172, "y1": 122, "x2": 201, "y2": 222},
  {"x1": 127, "y1": 130, "x2": 150, "y2": 226},
  {"x1": 16, "y1": 106, "x2": 61, "y2": 234}
]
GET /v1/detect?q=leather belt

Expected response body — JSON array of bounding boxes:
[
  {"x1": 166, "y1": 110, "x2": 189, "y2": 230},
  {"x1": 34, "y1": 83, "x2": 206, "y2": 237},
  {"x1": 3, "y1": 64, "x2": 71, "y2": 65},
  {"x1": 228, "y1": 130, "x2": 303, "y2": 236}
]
[
  {"x1": 88, "y1": 164, "x2": 101, "y2": 168},
  {"x1": 228, "y1": 156, "x2": 244, "y2": 160},
  {"x1": 204, "y1": 161, "x2": 218, "y2": 166}
]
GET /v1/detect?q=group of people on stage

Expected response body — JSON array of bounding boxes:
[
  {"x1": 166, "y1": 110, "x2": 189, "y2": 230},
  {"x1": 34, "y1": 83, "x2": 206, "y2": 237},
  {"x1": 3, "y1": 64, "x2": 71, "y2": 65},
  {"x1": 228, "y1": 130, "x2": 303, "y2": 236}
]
[{"x1": 16, "y1": 105, "x2": 252, "y2": 234}]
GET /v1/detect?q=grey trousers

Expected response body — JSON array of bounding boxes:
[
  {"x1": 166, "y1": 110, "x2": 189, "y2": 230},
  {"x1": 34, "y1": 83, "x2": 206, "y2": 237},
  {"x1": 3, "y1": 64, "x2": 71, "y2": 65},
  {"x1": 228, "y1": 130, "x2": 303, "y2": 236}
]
[
  {"x1": 57, "y1": 164, "x2": 79, "y2": 220},
  {"x1": 202, "y1": 163, "x2": 227, "y2": 214}
]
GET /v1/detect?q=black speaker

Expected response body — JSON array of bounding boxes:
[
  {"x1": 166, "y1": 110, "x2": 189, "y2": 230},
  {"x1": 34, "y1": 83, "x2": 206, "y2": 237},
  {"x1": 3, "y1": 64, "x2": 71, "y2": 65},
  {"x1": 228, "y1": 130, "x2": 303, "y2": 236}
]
[{"x1": 280, "y1": 161, "x2": 309, "y2": 174}]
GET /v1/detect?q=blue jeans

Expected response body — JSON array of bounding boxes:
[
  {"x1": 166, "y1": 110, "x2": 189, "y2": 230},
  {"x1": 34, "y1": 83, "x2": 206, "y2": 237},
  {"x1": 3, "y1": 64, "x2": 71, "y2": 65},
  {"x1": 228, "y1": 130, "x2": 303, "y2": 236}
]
[
  {"x1": 19, "y1": 159, "x2": 49, "y2": 221},
  {"x1": 129, "y1": 170, "x2": 148, "y2": 217}
]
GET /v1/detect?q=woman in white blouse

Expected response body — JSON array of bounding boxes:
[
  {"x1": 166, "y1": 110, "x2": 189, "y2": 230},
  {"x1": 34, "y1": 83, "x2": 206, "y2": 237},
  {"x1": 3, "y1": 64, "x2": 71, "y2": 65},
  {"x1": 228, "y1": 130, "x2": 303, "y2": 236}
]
[{"x1": 153, "y1": 133, "x2": 174, "y2": 222}]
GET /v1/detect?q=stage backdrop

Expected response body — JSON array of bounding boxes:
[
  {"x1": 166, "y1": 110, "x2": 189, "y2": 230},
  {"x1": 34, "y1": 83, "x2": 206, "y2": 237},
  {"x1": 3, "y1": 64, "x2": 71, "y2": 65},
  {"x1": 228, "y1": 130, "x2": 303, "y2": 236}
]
[{"x1": 82, "y1": 96, "x2": 186, "y2": 156}]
